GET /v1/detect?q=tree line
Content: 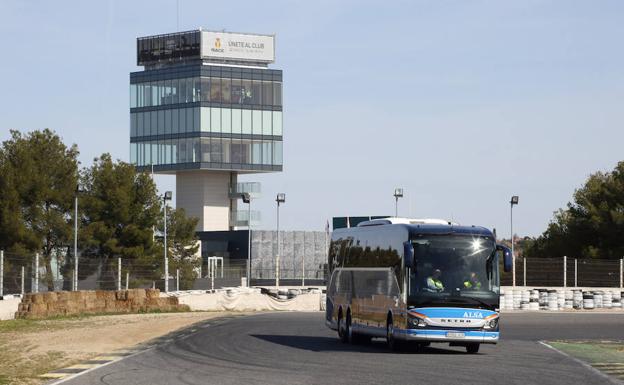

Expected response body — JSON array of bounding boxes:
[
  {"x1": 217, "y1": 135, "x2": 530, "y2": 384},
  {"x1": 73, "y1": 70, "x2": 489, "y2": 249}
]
[
  {"x1": 523, "y1": 161, "x2": 624, "y2": 260},
  {"x1": 0, "y1": 129, "x2": 200, "y2": 290}
]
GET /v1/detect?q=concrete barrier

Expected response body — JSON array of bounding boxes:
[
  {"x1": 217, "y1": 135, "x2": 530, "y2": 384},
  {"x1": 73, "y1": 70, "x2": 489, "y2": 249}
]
[
  {"x1": 14, "y1": 289, "x2": 189, "y2": 319},
  {"x1": 173, "y1": 288, "x2": 323, "y2": 312},
  {"x1": 0, "y1": 297, "x2": 21, "y2": 320}
]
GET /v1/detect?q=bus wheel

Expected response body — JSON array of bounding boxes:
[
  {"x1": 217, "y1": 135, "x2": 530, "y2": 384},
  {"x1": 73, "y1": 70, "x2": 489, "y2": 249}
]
[
  {"x1": 466, "y1": 343, "x2": 480, "y2": 354},
  {"x1": 386, "y1": 319, "x2": 400, "y2": 351},
  {"x1": 338, "y1": 313, "x2": 348, "y2": 343},
  {"x1": 346, "y1": 313, "x2": 353, "y2": 343}
]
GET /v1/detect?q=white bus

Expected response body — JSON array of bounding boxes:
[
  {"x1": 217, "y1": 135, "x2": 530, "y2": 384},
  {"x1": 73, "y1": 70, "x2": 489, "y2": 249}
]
[{"x1": 325, "y1": 218, "x2": 512, "y2": 353}]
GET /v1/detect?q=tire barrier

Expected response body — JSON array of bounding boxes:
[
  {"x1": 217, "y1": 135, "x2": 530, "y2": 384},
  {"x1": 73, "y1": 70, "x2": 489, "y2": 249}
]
[{"x1": 499, "y1": 288, "x2": 624, "y2": 311}]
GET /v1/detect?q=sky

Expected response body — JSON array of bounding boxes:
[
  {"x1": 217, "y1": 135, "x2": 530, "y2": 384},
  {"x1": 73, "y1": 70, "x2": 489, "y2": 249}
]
[{"x1": 0, "y1": 0, "x2": 623, "y2": 237}]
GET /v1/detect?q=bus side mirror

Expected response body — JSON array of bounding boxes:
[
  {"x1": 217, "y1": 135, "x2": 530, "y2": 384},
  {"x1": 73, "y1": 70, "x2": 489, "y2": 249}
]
[
  {"x1": 496, "y1": 244, "x2": 513, "y2": 272},
  {"x1": 404, "y1": 242, "x2": 414, "y2": 269}
]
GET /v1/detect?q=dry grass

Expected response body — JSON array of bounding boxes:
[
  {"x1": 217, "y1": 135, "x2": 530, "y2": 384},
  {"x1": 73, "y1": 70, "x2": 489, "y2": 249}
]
[{"x1": 0, "y1": 311, "x2": 231, "y2": 384}]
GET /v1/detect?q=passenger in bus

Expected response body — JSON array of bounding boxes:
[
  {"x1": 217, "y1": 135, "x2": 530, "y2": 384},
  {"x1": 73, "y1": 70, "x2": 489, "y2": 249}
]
[
  {"x1": 463, "y1": 272, "x2": 482, "y2": 290},
  {"x1": 425, "y1": 269, "x2": 445, "y2": 292}
]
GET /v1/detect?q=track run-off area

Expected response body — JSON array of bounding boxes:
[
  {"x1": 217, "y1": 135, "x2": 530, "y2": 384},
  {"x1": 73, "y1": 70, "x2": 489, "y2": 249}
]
[{"x1": 55, "y1": 312, "x2": 624, "y2": 385}]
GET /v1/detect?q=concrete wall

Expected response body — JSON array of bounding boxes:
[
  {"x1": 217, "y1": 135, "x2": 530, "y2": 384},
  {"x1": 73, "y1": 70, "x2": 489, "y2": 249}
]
[
  {"x1": 251, "y1": 230, "x2": 328, "y2": 280},
  {"x1": 177, "y1": 170, "x2": 235, "y2": 231}
]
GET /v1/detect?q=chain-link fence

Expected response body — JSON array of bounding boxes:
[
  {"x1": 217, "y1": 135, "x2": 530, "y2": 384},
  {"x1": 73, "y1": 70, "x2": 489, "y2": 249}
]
[{"x1": 501, "y1": 256, "x2": 624, "y2": 287}]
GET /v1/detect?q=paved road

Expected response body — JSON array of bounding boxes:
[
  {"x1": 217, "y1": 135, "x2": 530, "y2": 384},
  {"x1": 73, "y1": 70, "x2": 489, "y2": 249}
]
[{"x1": 59, "y1": 312, "x2": 624, "y2": 385}]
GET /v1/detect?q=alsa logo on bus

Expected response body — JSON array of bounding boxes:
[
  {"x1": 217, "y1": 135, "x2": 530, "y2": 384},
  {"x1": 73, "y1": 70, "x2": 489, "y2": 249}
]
[{"x1": 463, "y1": 311, "x2": 484, "y2": 319}]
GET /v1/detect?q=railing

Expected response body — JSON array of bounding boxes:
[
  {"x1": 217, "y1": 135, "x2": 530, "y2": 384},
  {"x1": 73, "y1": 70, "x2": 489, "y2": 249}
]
[
  {"x1": 0, "y1": 251, "x2": 325, "y2": 296},
  {"x1": 229, "y1": 209, "x2": 261, "y2": 227},
  {"x1": 228, "y1": 182, "x2": 261, "y2": 199},
  {"x1": 502, "y1": 256, "x2": 624, "y2": 288}
]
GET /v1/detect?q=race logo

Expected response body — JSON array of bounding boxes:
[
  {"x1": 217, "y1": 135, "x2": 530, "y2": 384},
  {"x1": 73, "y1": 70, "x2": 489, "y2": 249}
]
[{"x1": 211, "y1": 38, "x2": 225, "y2": 53}]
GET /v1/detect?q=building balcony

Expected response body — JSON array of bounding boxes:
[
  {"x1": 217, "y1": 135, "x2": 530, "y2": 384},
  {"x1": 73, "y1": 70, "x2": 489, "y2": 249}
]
[
  {"x1": 229, "y1": 182, "x2": 261, "y2": 199},
  {"x1": 230, "y1": 209, "x2": 261, "y2": 228}
]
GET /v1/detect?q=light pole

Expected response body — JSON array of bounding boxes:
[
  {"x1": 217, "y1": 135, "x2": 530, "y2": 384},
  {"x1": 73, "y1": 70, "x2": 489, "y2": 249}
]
[
  {"x1": 163, "y1": 191, "x2": 173, "y2": 293},
  {"x1": 242, "y1": 193, "x2": 252, "y2": 287},
  {"x1": 510, "y1": 195, "x2": 519, "y2": 287},
  {"x1": 73, "y1": 186, "x2": 84, "y2": 291},
  {"x1": 275, "y1": 193, "x2": 286, "y2": 289},
  {"x1": 393, "y1": 188, "x2": 404, "y2": 217}
]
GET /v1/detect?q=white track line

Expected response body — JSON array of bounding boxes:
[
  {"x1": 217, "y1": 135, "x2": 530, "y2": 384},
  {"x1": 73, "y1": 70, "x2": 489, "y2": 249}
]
[
  {"x1": 538, "y1": 341, "x2": 623, "y2": 385},
  {"x1": 47, "y1": 348, "x2": 153, "y2": 385}
]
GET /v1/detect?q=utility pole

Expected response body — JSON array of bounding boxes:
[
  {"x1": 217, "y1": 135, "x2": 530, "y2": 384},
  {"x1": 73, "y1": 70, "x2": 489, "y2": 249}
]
[
  {"x1": 510, "y1": 195, "x2": 519, "y2": 287},
  {"x1": 163, "y1": 191, "x2": 173, "y2": 292},
  {"x1": 0, "y1": 250, "x2": 4, "y2": 298},
  {"x1": 275, "y1": 193, "x2": 285, "y2": 289},
  {"x1": 74, "y1": 192, "x2": 78, "y2": 291},
  {"x1": 394, "y1": 188, "x2": 403, "y2": 217}
]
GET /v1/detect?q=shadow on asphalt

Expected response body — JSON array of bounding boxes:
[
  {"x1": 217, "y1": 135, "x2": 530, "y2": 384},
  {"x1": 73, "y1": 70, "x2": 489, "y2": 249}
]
[{"x1": 250, "y1": 335, "x2": 469, "y2": 355}]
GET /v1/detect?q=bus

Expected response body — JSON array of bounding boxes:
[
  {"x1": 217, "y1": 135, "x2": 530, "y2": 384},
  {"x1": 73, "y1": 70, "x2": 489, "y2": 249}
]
[{"x1": 325, "y1": 218, "x2": 512, "y2": 353}]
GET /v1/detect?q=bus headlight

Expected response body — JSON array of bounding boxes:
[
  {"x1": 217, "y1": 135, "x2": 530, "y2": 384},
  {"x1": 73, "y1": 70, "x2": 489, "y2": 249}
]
[
  {"x1": 483, "y1": 317, "x2": 499, "y2": 330},
  {"x1": 407, "y1": 311, "x2": 428, "y2": 328}
]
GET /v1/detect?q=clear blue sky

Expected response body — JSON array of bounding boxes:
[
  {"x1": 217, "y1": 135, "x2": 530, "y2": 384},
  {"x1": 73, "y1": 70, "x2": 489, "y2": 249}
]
[{"x1": 1, "y1": 0, "x2": 623, "y2": 237}]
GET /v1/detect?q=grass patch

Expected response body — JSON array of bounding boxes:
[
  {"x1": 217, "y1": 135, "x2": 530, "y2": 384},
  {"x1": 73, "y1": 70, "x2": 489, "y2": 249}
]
[
  {"x1": 548, "y1": 340, "x2": 624, "y2": 364},
  {"x1": 0, "y1": 336, "x2": 79, "y2": 385}
]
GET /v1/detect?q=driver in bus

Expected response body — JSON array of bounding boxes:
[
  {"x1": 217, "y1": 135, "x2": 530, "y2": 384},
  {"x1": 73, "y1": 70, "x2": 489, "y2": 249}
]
[
  {"x1": 425, "y1": 269, "x2": 445, "y2": 292},
  {"x1": 463, "y1": 272, "x2": 482, "y2": 290}
]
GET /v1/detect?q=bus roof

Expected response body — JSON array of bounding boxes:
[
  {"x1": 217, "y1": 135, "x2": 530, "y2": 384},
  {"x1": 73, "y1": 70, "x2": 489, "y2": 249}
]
[{"x1": 343, "y1": 218, "x2": 494, "y2": 238}]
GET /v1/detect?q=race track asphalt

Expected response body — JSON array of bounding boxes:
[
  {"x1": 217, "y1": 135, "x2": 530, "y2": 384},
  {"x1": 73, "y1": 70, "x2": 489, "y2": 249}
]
[{"x1": 57, "y1": 312, "x2": 624, "y2": 385}]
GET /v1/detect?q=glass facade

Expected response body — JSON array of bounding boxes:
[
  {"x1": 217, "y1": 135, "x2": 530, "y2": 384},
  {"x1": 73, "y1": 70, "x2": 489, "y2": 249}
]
[
  {"x1": 130, "y1": 77, "x2": 282, "y2": 108},
  {"x1": 130, "y1": 66, "x2": 283, "y2": 172}
]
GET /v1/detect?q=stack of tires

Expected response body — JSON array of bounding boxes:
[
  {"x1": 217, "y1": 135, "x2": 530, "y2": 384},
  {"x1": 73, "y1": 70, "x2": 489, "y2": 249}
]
[
  {"x1": 583, "y1": 292, "x2": 595, "y2": 309},
  {"x1": 612, "y1": 291, "x2": 622, "y2": 309},
  {"x1": 593, "y1": 291, "x2": 603, "y2": 308},
  {"x1": 520, "y1": 290, "x2": 530, "y2": 310},
  {"x1": 603, "y1": 291, "x2": 613, "y2": 309},
  {"x1": 539, "y1": 290, "x2": 548, "y2": 310},
  {"x1": 513, "y1": 289, "x2": 523, "y2": 310},
  {"x1": 547, "y1": 290, "x2": 559, "y2": 311},
  {"x1": 504, "y1": 289, "x2": 515, "y2": 310},
  {"x1": 573, "y1": 290, "x2": 583, "y2": 309},
  {"x1": 529, "y1": 290, "x2": 540, "y2": 310},
  {"x1": 564, "y1": 290, "x2": 574, "y2": 309}
]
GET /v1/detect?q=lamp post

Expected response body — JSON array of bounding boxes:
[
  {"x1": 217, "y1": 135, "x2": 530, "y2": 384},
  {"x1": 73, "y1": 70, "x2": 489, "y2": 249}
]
[
  {"x1": 275, "y1": 193, "x2": 286, "y2": 289},
  {"x1": 510, "y1": 195, "x2": 519, "y2": 287},
  {"x1": 73, "y1": 186, "x2": 85, "y2": 291},
  {"x1": 242, "y1": 193, "x2": 252, "y2": 287},
  {"x1": 393, "y1": 188, "x2": 404, "y2": 217},
  {"x1": 163, "y1": 191, "x2": 173, "y2": 293}
]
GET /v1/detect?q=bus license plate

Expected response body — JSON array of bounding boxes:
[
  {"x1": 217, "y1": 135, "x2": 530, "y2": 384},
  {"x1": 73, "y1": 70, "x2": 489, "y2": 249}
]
[{"x1": 446, "y1": 332, "x2": 465, "y2": 338}]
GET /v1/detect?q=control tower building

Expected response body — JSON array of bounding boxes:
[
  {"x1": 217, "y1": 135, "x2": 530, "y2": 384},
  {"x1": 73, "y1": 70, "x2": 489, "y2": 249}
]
[{"x1": 129, "y1": 30, "x2": 283, "y2": 231}]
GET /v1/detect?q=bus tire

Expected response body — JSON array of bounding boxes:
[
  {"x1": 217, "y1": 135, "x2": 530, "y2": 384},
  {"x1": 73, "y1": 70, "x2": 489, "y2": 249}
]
[
  {"x1": 338, "y1": 310, "x2": 348, "y2": 343},
  {"x1": 466, "y1": 343, "x2": 480, "y2": 354},
  {"x1": 386, "y1": 316, "x2": 401, "y2": 351},
  {"x1": 346, "y1": 311, "x2": 353, "y2": 344}
]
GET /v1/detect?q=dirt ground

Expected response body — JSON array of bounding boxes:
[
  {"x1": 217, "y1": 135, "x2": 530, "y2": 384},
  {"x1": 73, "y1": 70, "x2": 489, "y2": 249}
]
[{"x1": 0, "y1": 311, "x2": 235, "y2": 385}]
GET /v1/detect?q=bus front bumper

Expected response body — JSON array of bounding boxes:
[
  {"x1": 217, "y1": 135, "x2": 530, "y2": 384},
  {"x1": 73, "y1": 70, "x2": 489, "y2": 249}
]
[{"x1": 397, "y1": 329, "x2": 499, "y2": 344}]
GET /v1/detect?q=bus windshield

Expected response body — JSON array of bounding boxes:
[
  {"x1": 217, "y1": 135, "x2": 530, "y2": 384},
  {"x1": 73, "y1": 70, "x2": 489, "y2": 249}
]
[{"x1": 408, "y1": 234, "x2": 499, "y2": 308}]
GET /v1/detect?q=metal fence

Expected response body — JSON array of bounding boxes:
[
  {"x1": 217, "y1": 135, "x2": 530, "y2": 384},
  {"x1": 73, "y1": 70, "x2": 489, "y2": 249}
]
[
  {"x1": 502, "y1": 256, "x2": 624, "y2": 288},
  {"x1": 0, "y1": 250, "x2": 326, "y2": 296},
  {"x1": 8, "y1": 250, "x2": 620, "y2": 295},
  {"x1": 0, "y1": 251, "x2": 165, "y2": 295}
]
